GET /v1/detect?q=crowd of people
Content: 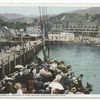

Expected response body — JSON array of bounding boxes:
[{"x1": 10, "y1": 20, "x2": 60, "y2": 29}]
[{"x1": 0, "y1": 56, "x2": 93, "y2": 95}]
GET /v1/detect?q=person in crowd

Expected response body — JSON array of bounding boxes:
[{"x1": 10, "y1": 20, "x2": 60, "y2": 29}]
[
  {"x1": 21, "y1": 84, "x2": 27, "y2": 94},
  {"x1": 61, "y1": 74, "x2": 73, "y2": 91},
  {"x1": 39, "y1": 65, "x2": 52, "y2": 82},
  {"x1": 81, "y1": 82, "x2": 93, "y2": 94},
  {"x1": 3, "y1": 81, "x2": 14, "y2": 94},
  {"x1": 49, "y1": 60, "x2": 58, "y2": 73},
  {"x1": 57, "y1": 61, "x2": 67, "y2": 73},
  {"x1": 69, "y1": 84, "x2": 77, "y2": 94},
  {"x1": 14, "y1": 83, "x2": 23, "y2": 95},
  {"x1": 14, "y1": 70, "x2": 23, "y2": 84},
  {"x1": 0, "y1": 59, "x2": 93, "y2": 94},
  {"x1": 46, "y1": 80, "x2": 64, "y2": 94},
  {"x1": 53, "y1": 71, "x2": 62, "y2": 83},
  {"x1": 77, "y1": 74, "x2": 84, "y2": 90},
  {"x1": 26, "y1": 68, "x2": 34, "y2": 93},
  {"x1": 35, "y1": 56, "x2": 43, "y2": 65},
  {"x1": 72, "y1": 77, "x2": 79, "y2": 89},
  {"x1": 32, "y1": 65, "x2": 37, "y2": 76}
]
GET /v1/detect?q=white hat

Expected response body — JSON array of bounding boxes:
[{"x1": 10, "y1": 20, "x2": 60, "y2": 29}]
[
  {"x1": 72, "y1": 77, "x2": 76, "y2": 80},
  {"x1": 73, "y1": 79, "x2": 78, "y2": 84}
]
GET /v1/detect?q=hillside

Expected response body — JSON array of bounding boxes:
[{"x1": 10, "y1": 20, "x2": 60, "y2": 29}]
[
  {"x1": 48, "y1": 7, "x2": 100, "y2": 25},
  {"x1": 0, "y1": 13, "x2": 25, "y2": 20},
  {"x1": 73, "y1": 7, "x2": 100, "y2": 15},
  {"x1": 8, "y1": 17, "x2": 35, "y2": 23},
  {"x1": 48, "y1": 13, "x2": 87, "y2": 25},
  {"x1": 0, "y1": 15, "x2": 8, "y2": 21}
]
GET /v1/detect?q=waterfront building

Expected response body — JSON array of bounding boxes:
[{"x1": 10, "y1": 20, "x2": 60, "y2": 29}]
[
  {"x1": 26, "y1": 24, "x2": 41, "y2": 34},
  {"x1": 26, "y1": 25, "x2": 34, "y2": 34},
  {"x1": 50, "y1": 21, "x2": 100, "y2": 37},
  {"x1": 48, "y1": 32, "x2": 74, "y2": 41},
  {"x1": 2, "y1": 24, "x2": 42, "y2": 42},
  {"x1": 12, "y1": 34, "x2": 42, "y2": 42}
]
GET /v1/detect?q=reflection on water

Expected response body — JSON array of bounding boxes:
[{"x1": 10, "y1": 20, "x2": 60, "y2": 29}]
[{"x1": 36, "y1": 44, "x2": 100, "y2": 94}]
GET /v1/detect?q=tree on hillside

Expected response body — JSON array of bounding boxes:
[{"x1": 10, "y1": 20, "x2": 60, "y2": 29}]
[{"x1": 0, "y1": 19, "x2": 5, "y2": 26}]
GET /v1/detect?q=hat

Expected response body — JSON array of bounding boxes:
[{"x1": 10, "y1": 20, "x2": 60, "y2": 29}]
[
  {"x1": 14, "y1": 83, "x2": 22, "y2": 89},
  {"x1": 68, "y1": 75, "x2": 71, "y2": 78},
  {"x1": 73, "y1": 79, "x2": 78, "y2": 84},
  {"x1": 49, "y1": 59, "x2": 54, "y2": 63},
  {"x1": 72, "y1": 77, "x2": 76, "y2": 80},
  {"x1": 45, "y1": 63, "x2": 49, "y2": 66}
]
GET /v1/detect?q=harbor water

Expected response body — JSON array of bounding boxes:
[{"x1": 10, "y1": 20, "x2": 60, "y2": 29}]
[{"x1": 35, "y1": 43, "x2": 100, "y2": 94}]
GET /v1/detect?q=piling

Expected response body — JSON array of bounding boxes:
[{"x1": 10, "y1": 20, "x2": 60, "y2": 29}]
[
  {"x1": 13, "y1": 51, "x2": 16, "y2": 68},
  {"x1": 8, "y1": 55, "x2": 11, "y2": 74},
  {"x1": 1, "y1": 59, "x2": 4, "y2": 78}
]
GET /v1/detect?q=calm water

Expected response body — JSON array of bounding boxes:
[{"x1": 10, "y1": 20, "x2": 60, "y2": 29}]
[{"x1": 35, "y1": 44, "x2": 100, "y2": 94}]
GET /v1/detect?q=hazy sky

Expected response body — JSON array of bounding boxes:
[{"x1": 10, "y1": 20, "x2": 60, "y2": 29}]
[{"x1": 0, "y1": 6, "x2": 88, "y2": 16}]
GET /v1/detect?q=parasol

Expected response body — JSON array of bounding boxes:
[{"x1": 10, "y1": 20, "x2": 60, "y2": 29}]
[
  {"x1": 3, "y1": 76, "x2": 14, "y2": 80},
  {"x1": 15, "y1": 65, "x2": 24, "y2": 69}
]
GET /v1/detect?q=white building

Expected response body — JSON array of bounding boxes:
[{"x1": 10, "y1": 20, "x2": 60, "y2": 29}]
[
  {"x1": 26, "y1": 25, "x2": 41, "y2": 34},
  {"x1": 48, "y1": 32, "x2": 74, "y2": 41},
  {"x1": 50, "y1": 22, "x2": 100, "y2": 36},
  {"x1": 26, "y1": 26, "x2": 34, "y2": 34}
]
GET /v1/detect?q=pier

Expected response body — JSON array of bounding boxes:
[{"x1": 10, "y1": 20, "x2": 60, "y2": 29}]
[{"x1": 0, "y1": 40, "x2": 43, "y2": 80}]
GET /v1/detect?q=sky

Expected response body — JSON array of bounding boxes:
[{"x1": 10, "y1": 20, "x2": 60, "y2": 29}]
[{"x1": 0, "y1": 6, "x2": 88, "y2": 16}]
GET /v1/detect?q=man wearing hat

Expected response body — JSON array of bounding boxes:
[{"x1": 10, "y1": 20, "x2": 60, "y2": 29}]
[
  {"x1": 39, "y1": 65, "x2": 52, "y2": 82},
  {"x1": 70, "y1": 86, "x2": 77, "y2": 94},
  {"x1": 77, "y1": 74, "x2": 84, "y2": 90}
]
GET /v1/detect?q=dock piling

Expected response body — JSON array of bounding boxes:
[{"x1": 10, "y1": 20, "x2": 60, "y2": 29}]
[
  {"x1": 1, "y1": 59, "x2": 4, "y2": 78},
  {"x1": 8, "y1": 55, "x2": 11, "y2": 74}
]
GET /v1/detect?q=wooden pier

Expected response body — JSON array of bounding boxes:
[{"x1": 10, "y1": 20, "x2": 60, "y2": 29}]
[{"x1": 0, "y1": 40, "x2": 43, "y2": 80}]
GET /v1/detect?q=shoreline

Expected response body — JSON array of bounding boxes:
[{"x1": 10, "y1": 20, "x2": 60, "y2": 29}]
[{"x1": 45, "y1": 40, "x2": 100, "y2": 46}]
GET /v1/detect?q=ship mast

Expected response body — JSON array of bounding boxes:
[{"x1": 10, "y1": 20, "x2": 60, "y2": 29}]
[
  {"x1": 39, "y1": 7, "x2": 46, "y2": 47},
  {"x1": 39, "y1": 7, "x2": 48, "y2": 61}
]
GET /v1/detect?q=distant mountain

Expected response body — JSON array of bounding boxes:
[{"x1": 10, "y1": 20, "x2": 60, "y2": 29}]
[
  {"x1": 73, "y1": 7, "x2": 100, "y2": 15},
  {"x1": 0, "y1": 13, "x2": 25, "y2": 20},
  {"x1": 48, "y1": 13, "x2": 87, "y2": 25},
  {"x1": 8, "y1": 16, "x2": 35, "y2": 23},
  {"x1": 47, "y1": 7, "x2": 100, "y2": 26},
  {"x1": 1, "y1": 7, "x2": 100, "y2": 24}
]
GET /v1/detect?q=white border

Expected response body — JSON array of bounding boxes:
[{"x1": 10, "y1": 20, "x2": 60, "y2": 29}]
[
  {"x1": 0, "y1": 3, "x2": 100, "y2": 7},
  {"x1": 0, "y1": 0, "x2": 100, "y2": 4},
  {"x1": 0, "y1": 94, "x2": 100, "y2": 99},
  {"x1": 0, "y1": 1, "x2": 100, "y2": 99}
]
